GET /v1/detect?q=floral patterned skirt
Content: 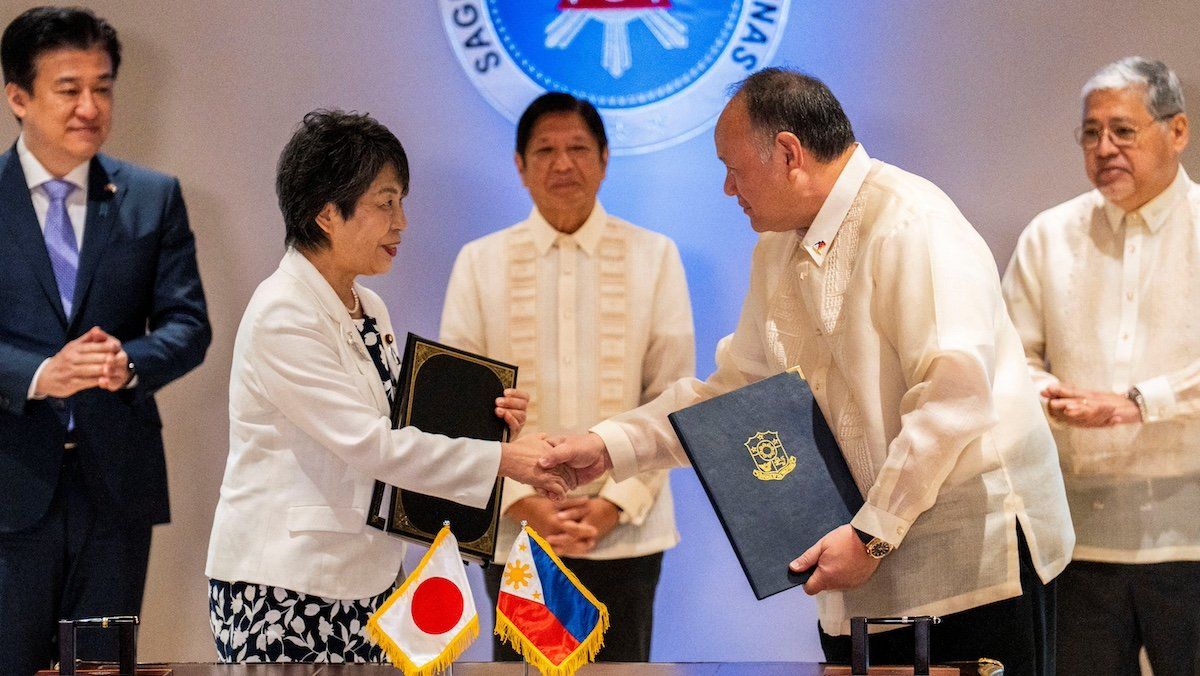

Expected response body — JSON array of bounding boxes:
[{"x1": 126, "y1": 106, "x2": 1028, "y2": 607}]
[{"x1": 208, "y1": 579, "x2": 393, "y2": 662}]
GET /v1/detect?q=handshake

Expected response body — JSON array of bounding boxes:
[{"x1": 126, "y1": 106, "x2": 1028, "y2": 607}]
[{"x1": 497, "y1": 432, "x2": 614, "y2": 500}]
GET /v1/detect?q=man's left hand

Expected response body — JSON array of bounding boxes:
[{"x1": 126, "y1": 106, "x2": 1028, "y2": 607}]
[
  {"x1": 97, "y1": 342, "x2": 130, "y2": 392},
  {"x1": 1043, "y1": 383, "x2": 1141, "y2": 427},
  {"x1": 790, "y1": 524, "x2": 881, "y2": 595}
]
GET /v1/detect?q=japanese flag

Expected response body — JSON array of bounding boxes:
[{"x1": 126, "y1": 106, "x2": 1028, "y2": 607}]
[{"x1": 367, "y1": 525, "x2": 478, "y2": 675}]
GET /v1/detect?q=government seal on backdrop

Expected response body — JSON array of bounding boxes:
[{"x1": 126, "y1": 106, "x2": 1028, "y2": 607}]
[{"x1": 441, "y1": 0, "x2": 791, "y2": 155}]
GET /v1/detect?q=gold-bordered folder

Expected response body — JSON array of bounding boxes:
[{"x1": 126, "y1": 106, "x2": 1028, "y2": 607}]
[{"x1": 367, "y1": 333, "x2": 515, "y2": 564}]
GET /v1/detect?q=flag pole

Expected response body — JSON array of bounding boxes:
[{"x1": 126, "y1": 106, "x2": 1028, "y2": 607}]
[
  {"x1": 519, "y1": 520, "x2": 530, "y2": 676},
  {"x1": 444, "y1": 519, "x2": 454, "y2": 676}
]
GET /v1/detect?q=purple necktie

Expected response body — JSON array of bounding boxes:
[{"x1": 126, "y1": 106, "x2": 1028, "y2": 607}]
[{"x1": 42, "y1": 179, "x2": 79, "y2": 317}]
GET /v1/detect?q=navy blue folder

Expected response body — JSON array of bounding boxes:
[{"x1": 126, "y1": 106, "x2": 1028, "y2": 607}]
[{"x1": 668, "y1": 370, "x2": 864, "y2": 599}]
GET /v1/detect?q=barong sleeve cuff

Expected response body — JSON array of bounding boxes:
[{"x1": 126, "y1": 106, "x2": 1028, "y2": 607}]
[
  {"x1": 852, "y1": 502, "x2": 913, "y2": 548},
  {"x1": 590, "y1": 419, "x2": 638, "y2": 483},
  {"x1": 599, "y1": 476, "x2": 655, "y2": 526},
  {"x1": 1136, "y1": 375, "x2": 1176, "y2": 423}
]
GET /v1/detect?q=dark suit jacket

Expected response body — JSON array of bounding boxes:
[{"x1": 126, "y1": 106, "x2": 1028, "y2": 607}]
[{"x1": 0, "y1": 147, "x2": 211, "y2": 533}]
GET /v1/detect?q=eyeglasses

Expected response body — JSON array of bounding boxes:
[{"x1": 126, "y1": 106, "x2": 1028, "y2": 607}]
[{"x1": 1074, "y1": 112, "x2": 1179, "y2": 149}]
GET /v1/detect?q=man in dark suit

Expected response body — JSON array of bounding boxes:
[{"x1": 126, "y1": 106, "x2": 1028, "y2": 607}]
[{"x1": 0, "y1": 7, "x2": 210, "y2": 673}]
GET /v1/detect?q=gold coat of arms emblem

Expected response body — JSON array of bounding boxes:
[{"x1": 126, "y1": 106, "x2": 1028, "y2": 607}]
[{"x1": 744, "y1": 430, "x2": 796, "y2": 481}]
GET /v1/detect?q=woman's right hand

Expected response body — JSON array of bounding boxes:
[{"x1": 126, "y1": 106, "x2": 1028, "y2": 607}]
[{"x1": 498, "y1": 433, "x2": 578, "y2": 499}]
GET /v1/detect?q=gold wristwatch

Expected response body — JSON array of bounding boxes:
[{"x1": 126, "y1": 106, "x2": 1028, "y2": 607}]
[
  {"x1": 854, "y1": 527, "x2": 894, "y2": 559},
  {"x1": 865, "y1": 537, "x2": 894, "y2": 559}
]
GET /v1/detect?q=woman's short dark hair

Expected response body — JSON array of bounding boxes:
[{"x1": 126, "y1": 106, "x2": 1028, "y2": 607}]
[
  {"x1": 1, "y1": 6, "x2": 121, "y2": 91},
  {"x1": 733, "y1": 68, "x2": 855, "y2": 163},
  {"x1": 276, "y1": 110, "x2": 410, "y2": 252},
  {"x1": 515, "y1": 92, "x2": 607, "y2": 158}
]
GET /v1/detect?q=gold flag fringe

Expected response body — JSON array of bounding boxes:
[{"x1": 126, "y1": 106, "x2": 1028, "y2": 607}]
[
  {"x1": 368, "y1": 614, "x2": 479, "y2": 676},
  {"x1": 493, "y1": 526, "x2": 611, "y2": 676},
  {"x1": 365, "y1": 525, "x2": 479, "y2": 676},
  {"x1": 496, "y1": 611, "x2": 607, "y2": 676}
]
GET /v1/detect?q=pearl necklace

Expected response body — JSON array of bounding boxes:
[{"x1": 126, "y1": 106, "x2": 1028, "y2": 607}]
[{"x1": 346, "y1": 287, "x2": 360, "y2": 316}]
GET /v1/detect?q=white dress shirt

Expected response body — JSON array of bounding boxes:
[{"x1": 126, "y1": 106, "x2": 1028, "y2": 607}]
[
  {"x1": 16, "y1": 134, "x2": 88, "y2": 248},
  {"x1": 1003, "y1": 165, "x2": 1200, "y2": 563},
  {"x1": 591, "y1": 145, "x2": 1075, "y2": 633},
  {"x1": 440, "y1": 202, "x2": 694, "y2": 561},
  {"x1": 206, "y1": 249, "x2": 502, "y2": 599},
  {"x1": 17, "y1": 134, "x2": 90, "y2": 400}
]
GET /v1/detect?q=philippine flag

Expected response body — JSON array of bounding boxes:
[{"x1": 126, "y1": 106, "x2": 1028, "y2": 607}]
[
  {"x1": 495, "y1": 525, "x2": 609, "y2": 676},
  {"x1": 367, "y1": 525, "x2": 478, "y2": 675}
]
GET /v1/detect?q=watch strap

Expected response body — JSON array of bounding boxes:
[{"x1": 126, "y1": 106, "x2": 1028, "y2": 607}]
[{"x1": 1127, "y1": 386, "x2": 1149, "y2": 421}]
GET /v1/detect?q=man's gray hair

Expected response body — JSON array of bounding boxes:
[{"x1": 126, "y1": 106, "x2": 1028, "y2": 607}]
[{"x1": 1082, "y1": 57, "x2": 1186, "y2": 119}]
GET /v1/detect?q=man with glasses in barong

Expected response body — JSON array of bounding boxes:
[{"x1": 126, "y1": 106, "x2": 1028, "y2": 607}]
[{"x1": 1003, "y1": 57, "x2": 1200, "y2": 675}]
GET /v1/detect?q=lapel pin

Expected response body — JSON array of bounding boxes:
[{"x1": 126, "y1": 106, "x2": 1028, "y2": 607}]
[
  {"x1": 384, "y1": 333, "x2": 395, "y2": 345},
  {"x1": 104, "y1": 183, "x2": 117, "y2": 194},
  {"x1": 814, "y1": 240, "x2": 827, "y2": 253}
]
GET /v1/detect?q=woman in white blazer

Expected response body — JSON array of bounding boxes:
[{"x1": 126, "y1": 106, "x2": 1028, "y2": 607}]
[{"x1": 205, "y1": 110, "x2": 572, "y2": 662}]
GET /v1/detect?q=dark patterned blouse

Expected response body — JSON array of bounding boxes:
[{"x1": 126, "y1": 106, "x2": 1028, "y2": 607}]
[{"x1": 356, "y1": 313, "x2": 396, "y2": 406}]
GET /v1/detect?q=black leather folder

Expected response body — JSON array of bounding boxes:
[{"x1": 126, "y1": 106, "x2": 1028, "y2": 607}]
[
  {"x1": 668, "y1": 370, "x2": 864, "y2": 599},
  {"x1": 366, "y1": 333, "x2": 516, "y2": 564}
]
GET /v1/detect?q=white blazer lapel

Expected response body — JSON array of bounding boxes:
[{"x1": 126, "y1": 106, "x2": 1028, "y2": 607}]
[{"x1": 279, "y1": 249, "x2": 390, "y2": 416}]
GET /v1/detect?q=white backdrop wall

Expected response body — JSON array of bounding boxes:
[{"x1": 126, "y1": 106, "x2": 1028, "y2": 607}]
[{"x1": 2, "y1": 0, "x2": 1198, "y2": 663}]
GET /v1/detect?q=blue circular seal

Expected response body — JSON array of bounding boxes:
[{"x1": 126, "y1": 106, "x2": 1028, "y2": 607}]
[{"x1": 441, "y1": 0, "x2": 792, "y2": 155}]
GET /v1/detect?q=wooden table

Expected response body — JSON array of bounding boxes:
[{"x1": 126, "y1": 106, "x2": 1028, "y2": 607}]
[
  {"x1": 52, "y1": 664, "x2": 832, "y2": 675},
  {"x1": 49, "y1": 663, "x2": 993, "y2": 675}
]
